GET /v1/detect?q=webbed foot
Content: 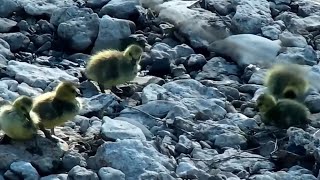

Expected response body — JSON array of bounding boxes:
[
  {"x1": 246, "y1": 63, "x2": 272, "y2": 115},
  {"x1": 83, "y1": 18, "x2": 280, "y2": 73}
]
[
  {"x1": 111, "y1": 86, "x2": 123, "y2": 94},
  {"x1": 0, "y1": 134, "x2": 12, "y2": 144},
  {"x1": 98, "y1": 83, "x2": 106, "y2": 93}
]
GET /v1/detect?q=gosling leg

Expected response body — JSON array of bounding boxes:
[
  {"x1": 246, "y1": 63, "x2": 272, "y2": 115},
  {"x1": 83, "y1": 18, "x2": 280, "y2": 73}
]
[
  {"x1": 111, "y1": 86, "x2": 123, "y2": 94},
  {"x1": 50, "y1": 128, "x2": 55, "y2": 135},
  {"x1": 98, "y1": 83, "x2": 106, "y2": 93},
  {"x1": 26, "y1": 135, "x2": 43, "y2": 155},
  {"x1": 39, "y1": 124, "x2": 58, "y2": 143},
  {"x1": 0, "y1": 134, "x2": 11, "y2": 144}
]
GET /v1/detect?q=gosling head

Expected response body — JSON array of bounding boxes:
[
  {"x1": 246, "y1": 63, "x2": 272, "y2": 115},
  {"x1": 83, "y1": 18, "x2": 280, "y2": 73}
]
[
  {"x1": 12, "y1": 96, "x2": 33, "y2": 115},
  {"x1": 123, "y1": 44, "x2": 143, "y2": 63},
  {"x1": 256, "y1": 93, "x2": 277, "y2": 113},
  {"x1": 55, "y1": 81, "x2": 81, "y2": 101}
]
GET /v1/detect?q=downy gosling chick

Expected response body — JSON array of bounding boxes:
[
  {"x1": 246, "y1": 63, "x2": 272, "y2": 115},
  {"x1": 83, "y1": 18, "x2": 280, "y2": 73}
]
[
  {"x1": 85, "y1": 44, "x2": 143, "y2": 94},
  {"x1": 264, "y1": 64, "x2": 309, "y2": 100},
  {"x1": 30, "y1": 81, "x2": 81, "y2": 142},
  {"x1": 256, "y1": 93, "x2": 310, "y2": 129},
  {"x1": 0, "y1": 96, "x2": 38, "y2": 142}
]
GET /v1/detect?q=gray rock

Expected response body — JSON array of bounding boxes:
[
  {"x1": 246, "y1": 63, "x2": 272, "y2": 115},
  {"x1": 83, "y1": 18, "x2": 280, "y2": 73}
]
[
  {"x1": 3, "y1": 170, "x2": 19, "y2": 180},
  {"x1": 0, "y1": 175, "x2": 4, "y2": 180},
  {"x1": 99, "y1": 0, "x2": 140, "y2": 19},
  {"x1": 18, "y1": 0, "x2": 77, "y2": 16},
  {"x1": 248, "y1": 69, "x2": 267, "y2": 85},
  {"x1": 214, "y1": 148, "x2": 274, "y2": 174},
  {"x1": 17, "y1": 82, "x2": 43, "y2": 97},
  {"x1": 57, "y1": 13, "x2": 99, "y2": 51},
  {"x1": 0, "y1": 18, "x2": 17, "y2": 33},
  {"x1": 0, "y1": 0, "x2": 21, "y2": 17},
  {"x1": 225, "y1": 113, "x2": 259, "y2": 133},
  {"x1": 279, "y1": 30, "x2": 308, "y2": 48},
  {"x1": 50, "y1": 6, "x2": 93, "y2": 27},
  {"x1": 157, "y1": 1, "x2": 230, "y2": 49},
  {"x1": 79, "y1": 93, "x2": 117, "y2": 115},
  {"x1": 32, "y1": 157, "x2": 56, "y2": 174},
  {"x1": 0, "y1": 81, "x2": 19, "y2": 101},
  {"x1": 10, "y1": 161, "x2": 39, "y2": 180},
  {"x1": 191, "y1": 147, "x2": 218, "y2": 159},
  {"x1": 86, "y1": 0, "x2": 111, "y2": 8},
  {"x1": 92, "y1": 15, "x2": 132, "y2": 53},
  {"x1": 181, "y1": 98, "x2": 227, "y2": 120},
  {"x1": 88, "y1": 139, "x2": 175, "y2": 180},
  {"x1": 238, "y1": 84, "x2": 262, "y2": 94},
  {"x1": 85, "y1": 118, "x2": 102, "y2": 137},
  {"x1": 0, "y1": 32, "x2": 30, "y2": 52},
  {"x1": 68, "y1": 165, "x2": 99, "y2": 180},
  {"x1": 113, "y1": 116, "x2": 153, "y2": 140},
  {"x1": 276, "y1": 12, "x2": 320, "y2": 33},
  {"x1": 196, "y1": 57, "x2": 240, "y2": 81},
  {"x1": 208, "y1": 34, "x2": 282, "y2": 68},
  {"x1": 40, "y1": 174, "x2": 68, "y2": 180},
  {"x1": 294, "y1": 0, "x2": 320, "y2": 16},
  {"x1": 6, "y1": 60, "x2": 78, "y2": 89},
  {"x1": 214, "y1": 132, "x2": 247, "y2": 149},
  {"x1": 249, "y1": 166, "x2": 317, "y2": 179},
  {"x1": 119, "y1": 100, "x2": 177, "y2": 128},
  {"x1": 98, "y1": 167, "x2": 125, "y2": 180},
  {"x1": 261, "y1": 24, "x2": 282, "y2": 40},
  {"x1": 142, "y1": 79, "x2": 225, "y2": 103},
  {"x1": 165, "y1": 104, "x2": 193, "y2": 121},
  {"x1": 101, "y1": 117, "x2": 146, "y2": 141},
  {"x1": 276, "y1": 46, "x2": 318, "y2": 65},
  {"x1": 176, "y1": 159, "x2": 211, "y2": 179},
  {"x1": 0, "y1": 38, "x2": 14, "y2": 60},
  {"x1": 175, "y1": 135, "x2": 195, "y2": 154},
  {"x1": 195, "y1": 123, "x2": 246, "y2": 148},
  {"x1": 171, "y1": 64, "x2": 186, "y2": 77},
  {"x1": 62, "y1": 151, "x2": 87, "y2": 171},
  {"x1": 184, "y1": 54, "x2": 207, "y2": 72},
  {"x1": 231, "y1": 0, "x2": 272, "y2": 34},
  {"x1": 205, "y1": 0, "x2": 234, "y2": 15}
]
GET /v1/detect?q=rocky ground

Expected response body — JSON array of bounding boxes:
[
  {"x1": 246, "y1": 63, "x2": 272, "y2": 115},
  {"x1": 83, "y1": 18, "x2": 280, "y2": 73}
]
[{"x1": 0, "y1": 0, "x2": 320, "y2": 179}]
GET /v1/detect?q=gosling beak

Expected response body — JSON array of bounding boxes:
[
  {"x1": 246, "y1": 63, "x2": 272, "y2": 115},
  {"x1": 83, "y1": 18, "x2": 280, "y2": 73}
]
[{"x1": 76, "y1": 89, "x2": 82, "y2": 97}]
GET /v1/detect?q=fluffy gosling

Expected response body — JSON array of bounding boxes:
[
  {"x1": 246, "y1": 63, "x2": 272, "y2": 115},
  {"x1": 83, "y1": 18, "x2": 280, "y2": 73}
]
[
  {"x1": 85, "y1": 44, "x2": 143, "y2": 94},
  {"x1": 30, "y1": 81, "x2": 81, "y2": 142},
  {"x1": 264, "y1": 64, "x2": 309, "y2": 100},
  {"x1": 0, "y1": 96, "x2": 38, "y2": 142},
  {"x1": 256, "y1": 93, "x2": 310, "y2": 129}
]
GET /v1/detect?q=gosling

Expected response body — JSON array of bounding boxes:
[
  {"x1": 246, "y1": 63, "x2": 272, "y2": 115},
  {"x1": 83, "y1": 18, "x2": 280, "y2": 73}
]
[
  {"x1": 0, "y1": 96, "x2": 38, "y2": 142},
  {"x1": 30, "y1": 81, "x2": 81, "y2": 142},
  {"x1": 256, "y1": 93, "x2": 310, "y2": 129},
  {"x1": 85, "y1": 44, "x2": 143, "y2": 94},
  {"x1": 264, "y1": 64, "x2": 309, "y2": 100}
]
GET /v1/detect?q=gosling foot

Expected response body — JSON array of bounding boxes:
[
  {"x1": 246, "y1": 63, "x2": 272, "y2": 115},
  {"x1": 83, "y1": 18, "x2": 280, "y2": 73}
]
[
  {"x1": 111, "y1": 86, "x2": 123, "y2": 94},
  {"x1": 0, "y1": 134, "x2": 12, "y2": 144},
  {"x1": 98, "y1": 83, "x2": 106, "y2": 93}
]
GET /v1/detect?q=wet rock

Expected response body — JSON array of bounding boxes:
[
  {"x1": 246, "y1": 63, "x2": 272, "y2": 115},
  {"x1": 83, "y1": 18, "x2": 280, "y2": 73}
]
[
  {"x1": 0, "y1": 0, "x2": 21, "y2": 17},
  {"x1": 86, "y1": 0, "x2": 111, "y2": 8},
  {"x1": 40, "y1": 174, "x2": 68, "y2": 180},
  {"x1": 205, "y1": 0, "x2": 234, "y2": 15}
]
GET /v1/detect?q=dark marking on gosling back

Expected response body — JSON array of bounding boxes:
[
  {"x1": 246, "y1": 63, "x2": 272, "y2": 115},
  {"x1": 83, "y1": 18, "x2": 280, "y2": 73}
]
[
  {"x1": 283, "y1": 90, "x2": 297, "y2": 99},
  {"x1": 96, "y1": 59, "x2": 119, "y2": 83},
  {"x1": 52, "y1": 98, "x2": 78, "y2": 117}
]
